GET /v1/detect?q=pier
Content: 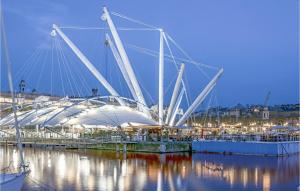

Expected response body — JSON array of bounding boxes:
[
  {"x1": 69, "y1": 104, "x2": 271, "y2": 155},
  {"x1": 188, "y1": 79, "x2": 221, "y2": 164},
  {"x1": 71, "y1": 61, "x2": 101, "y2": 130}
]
[{"x1": 0, "y1": 138, "x2": 191, "y2": 153}]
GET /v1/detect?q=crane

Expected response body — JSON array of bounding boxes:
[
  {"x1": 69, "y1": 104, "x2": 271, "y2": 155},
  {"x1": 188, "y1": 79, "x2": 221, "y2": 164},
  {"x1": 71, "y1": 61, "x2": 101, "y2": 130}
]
[
  {"x1": 263, "y1": 91, "x2": 271, "y2": 108},
  {"x1": 262, "y1": 91, "x2": 271, "y2": 120}
]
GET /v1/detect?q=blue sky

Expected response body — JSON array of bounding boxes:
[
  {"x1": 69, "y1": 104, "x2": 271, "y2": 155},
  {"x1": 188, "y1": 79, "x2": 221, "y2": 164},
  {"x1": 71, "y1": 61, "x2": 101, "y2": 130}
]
[{"x1": 1, "y1": 0, "x2": 298, "y2": 107}]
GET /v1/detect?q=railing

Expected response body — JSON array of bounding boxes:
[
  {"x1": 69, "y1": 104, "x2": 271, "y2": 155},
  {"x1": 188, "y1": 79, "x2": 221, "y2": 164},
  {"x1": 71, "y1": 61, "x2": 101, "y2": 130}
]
[
  {"x1": 192, "y1": 134, "x2": 300, "y2": 142},
  {"x1": 0, "y1": 135, "x2": 192, "y2": 145},
  {"x1": 1, "y1": 133, "x2": 299, "y2": 144}
]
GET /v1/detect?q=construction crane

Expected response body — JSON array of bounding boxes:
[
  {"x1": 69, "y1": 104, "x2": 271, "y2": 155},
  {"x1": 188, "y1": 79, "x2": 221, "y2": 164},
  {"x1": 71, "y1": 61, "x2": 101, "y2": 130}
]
[
  {"x1": 263, "y1": 91, "x2": 271, "y2": 108},
  {"x1": 262, "y1": 91, "x2": 271, "y2": 120}
]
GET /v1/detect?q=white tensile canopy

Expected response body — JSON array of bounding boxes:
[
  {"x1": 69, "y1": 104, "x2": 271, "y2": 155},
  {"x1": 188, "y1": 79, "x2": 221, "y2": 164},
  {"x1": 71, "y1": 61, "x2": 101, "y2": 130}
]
[{"x1": 0, "y1": 99, "x2": 157, "y2": 129}]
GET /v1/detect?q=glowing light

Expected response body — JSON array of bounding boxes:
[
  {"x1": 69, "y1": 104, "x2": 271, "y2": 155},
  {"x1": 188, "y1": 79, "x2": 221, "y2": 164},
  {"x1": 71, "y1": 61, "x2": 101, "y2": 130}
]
[
  {"x1": 263, "y1": 172, "x2": 271, "y2": 191},
  {"x1": 58, "y1": 154, "x2": 66, "y2": 177}
]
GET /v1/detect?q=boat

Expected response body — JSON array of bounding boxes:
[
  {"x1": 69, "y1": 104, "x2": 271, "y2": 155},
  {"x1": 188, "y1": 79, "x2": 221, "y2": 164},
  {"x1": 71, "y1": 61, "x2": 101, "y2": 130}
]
[
  {"x1": 0, "y1": 7, "x2": 30, "y2": 191},
  {"x1": 0, "y1": 172, "x2": 27, "y2": 191}
]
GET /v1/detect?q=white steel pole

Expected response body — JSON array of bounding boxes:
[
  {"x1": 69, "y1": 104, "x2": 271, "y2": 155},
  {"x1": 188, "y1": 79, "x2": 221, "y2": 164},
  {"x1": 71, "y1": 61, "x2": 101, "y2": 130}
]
[
  {"x1": 106, "y1": 34, "x2": 138, "y2": 101},
  {"x1": 102, "y1": 7, "x2": 150, "y2": 117},
  {"x1": 158, "y1": 29, "x2": 164, "y2": 125},
  {"x1": 176, "y1": 68, "x2": 224, "y2": 126},
  {"x1": 52, "y1": 24, "x2": 124, "y2": 105},
  {"x1": 169, "y1": 88, "x2": 184, "y2": 127},
  {"x1": 165, "y1": 63, "x2": 185, "y2": 124}
]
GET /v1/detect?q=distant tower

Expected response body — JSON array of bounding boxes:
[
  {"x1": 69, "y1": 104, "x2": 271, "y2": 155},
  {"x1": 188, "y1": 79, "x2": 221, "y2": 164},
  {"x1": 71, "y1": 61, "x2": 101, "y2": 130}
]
[
  {"x1": 262, "y1": 91, "x2": 271, "y2": 120},
  {"x1": 262, "y1": 109, "x2": 269, "y2": 120},
  {"x1": 92, "y1": 88, "x2": 98, "y2": 97},
  {"x1": 17, "y1": 79, "x2": 26, "y2": 106},
  {"x1": 19, "y1": 79, "x2": 26, "y2": 93}
]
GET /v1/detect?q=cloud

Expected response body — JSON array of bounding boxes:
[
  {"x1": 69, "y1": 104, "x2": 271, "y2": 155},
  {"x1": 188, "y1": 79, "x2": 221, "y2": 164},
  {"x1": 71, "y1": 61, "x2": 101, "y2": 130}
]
[
  {"x1": 4, "y1": 1, "x2": 68, "y2": 33},
  {"x1": 3, "y1": 0, "x2": 70, "y2": 49}
]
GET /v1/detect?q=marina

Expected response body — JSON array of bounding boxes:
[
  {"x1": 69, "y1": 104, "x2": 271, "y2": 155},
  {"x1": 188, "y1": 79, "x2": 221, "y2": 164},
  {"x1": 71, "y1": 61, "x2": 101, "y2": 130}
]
[
  {"x1": 0, "y1": 0, "x2": 299, "y2": 190},
  {"x1": 1, "y1": 145, "x2": 299, "y2": 191}
]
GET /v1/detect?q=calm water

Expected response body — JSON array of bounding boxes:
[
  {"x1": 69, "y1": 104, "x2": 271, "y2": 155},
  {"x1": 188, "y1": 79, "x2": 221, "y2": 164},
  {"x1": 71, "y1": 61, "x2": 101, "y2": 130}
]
[{"x1": 0, "y1": 146, "x2": 299, "y2": 191}]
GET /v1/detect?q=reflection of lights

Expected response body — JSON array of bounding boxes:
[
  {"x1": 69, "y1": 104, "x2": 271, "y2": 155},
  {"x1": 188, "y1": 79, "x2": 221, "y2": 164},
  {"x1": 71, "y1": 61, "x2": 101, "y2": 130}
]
[
  {"x1": 102, "y1": 176, "x2": 113, "y2": 191},
  {"x1": 263, "y1": 172, "x2": 271, "y2": 191},
  {"x1": 228, "y1": 168, "x2": 235, "y2": 187},
  {"x1": 58, "y1": 154, "x2": 66, "y2": 177},
  {"x1": 48, "y1": 158, "x2": 51, "y2": 168},
  {"x1": 98, "y1": 176, "x2": 107, "y2": 191},
  {"x1": 241, "y1": 168, "x2": 248, "y2": 187},
  {"x1": 176, "y1": 176, "x2": 182, "y2": 188},
  {"x1": 195, "y1": 163, "x2": 202, "y2": 176},
  {"x1": 254, "y1": 168, "x2": 258, "y2": 187},
  {"x1": 118, "y1": 176, "x2": 125, "y2": 191},
  {"x1": 79, "y1": 158, "x2": 90, "y2": 176},
  {"x1": 167, "y1": 171, "x2": 175, "y2": 191},
  {"x1": 181, "y1": 165, "x2": 187, "y2": 178},
  {"x1": 113, "y1": 166, "x2": 117, "y2": 185},
  {"x1": 99, "y1": 161, "x2": 104, "y2": 176},
  {"x1": 121, "y1": 162, "x2": 127, "y2": 176},
  {"x1": 136, "y1": 170, "x2": 147, "y2": 191},
  {"x1": 157, "y1": 170, "x2": 162, "y2": 191},
  {"x1": 30, "y1": 161, "x2": 35, "y2": 178},
  {"x1": 12, "y1": 149, "x2": 19, "y2": 169}
]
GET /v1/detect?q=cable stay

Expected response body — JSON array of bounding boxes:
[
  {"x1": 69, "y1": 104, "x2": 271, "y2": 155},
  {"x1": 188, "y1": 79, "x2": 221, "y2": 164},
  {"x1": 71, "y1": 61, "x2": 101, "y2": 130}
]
[
  {"x1": 126, "y1": 44, "x2": 219, "y2": 70},
  {"x1": 111, "y1": 11, "x2": 160, "y2": 30},
  {"x1": 59, "y1": 26, "x2": 158, "y2": 31}
]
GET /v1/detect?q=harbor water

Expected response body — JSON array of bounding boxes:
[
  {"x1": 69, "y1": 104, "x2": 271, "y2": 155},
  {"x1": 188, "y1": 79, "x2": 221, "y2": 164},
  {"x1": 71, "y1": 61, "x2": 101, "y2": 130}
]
[{"x1": 0, "y1": 146, "x2": 299, "y2": 191}]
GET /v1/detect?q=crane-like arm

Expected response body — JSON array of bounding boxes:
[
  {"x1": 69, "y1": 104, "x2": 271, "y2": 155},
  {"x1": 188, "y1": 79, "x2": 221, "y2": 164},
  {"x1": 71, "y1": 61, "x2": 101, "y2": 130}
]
[
  {"x1": 101, "y1": 7, "x2": 150, "y2": 117},
  {"x1": 264, "y1": 91, "x2": 271, "y2": 107},
  {"x1": 165, "y1": 63, "x2": 185, "y2": 125},
  {"x1": 52, "y1": 24, "x2": 125, "y2": 105},
  {"x1": 176, "y1": 68, "x2": 224, "y2": 126},
  {"x1": 169, "y1": 88, "x2": 184, "y2": 127},
  {"x1": 105, "y1": 34, "x2": 137, "y2": 101},
  {"x1": 158, "y1": 30, "x2": 164, "y2": 125}
]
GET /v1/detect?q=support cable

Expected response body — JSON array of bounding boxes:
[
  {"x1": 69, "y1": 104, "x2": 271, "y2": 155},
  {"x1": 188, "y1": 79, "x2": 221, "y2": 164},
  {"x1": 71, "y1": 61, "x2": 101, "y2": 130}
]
[
  {"x1": 62, "y1": 46, "x2": 91, "y2": 97},
  {"x1": 59, "y1": 26, "x2": 158, "y2": 31},
  {"x1": 56, "y1": 38, "x2": 83, "y2": 97},
  {"x1": 111, "y1": 11, "x2": 159, "y2": 30},
  {"x1": 50, "y1": 38, "x2": 54, "y2": 95},
  {"x1": 54, "y1": 38, "x2": 66, "y2": 96},
  {"x1": 35, "y1": 47, "x2": 50, "y2": 92},
  {"x1": 57, "y1": 40, "x2": 77, "y2": 97}
]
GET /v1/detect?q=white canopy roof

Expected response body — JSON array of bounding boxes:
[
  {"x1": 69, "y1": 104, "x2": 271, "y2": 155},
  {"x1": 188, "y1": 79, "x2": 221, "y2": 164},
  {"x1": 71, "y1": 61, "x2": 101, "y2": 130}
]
[{"x1": 0, "y1": 99, "x2": 157, "y2": 128}]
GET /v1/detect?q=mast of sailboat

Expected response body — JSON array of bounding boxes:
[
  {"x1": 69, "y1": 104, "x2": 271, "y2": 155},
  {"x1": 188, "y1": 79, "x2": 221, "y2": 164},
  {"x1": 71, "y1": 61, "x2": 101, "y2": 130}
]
[{"x1": 1, "y1": 11, "x2": 26, "y2": 172}]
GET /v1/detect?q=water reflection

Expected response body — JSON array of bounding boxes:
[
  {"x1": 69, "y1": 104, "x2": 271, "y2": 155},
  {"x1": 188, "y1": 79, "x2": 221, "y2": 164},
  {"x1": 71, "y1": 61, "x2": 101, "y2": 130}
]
[{"x1": 0, "y1": 146, "x2": 298, "y2": 191}]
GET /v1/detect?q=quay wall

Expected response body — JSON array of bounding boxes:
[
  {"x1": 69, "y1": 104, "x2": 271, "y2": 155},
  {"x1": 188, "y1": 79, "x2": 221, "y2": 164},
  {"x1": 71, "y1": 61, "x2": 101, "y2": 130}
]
[
  {"x1": 0, "y1": 140, "x2": 191, "y2": 153},
  {"x1": 192, "y1": 140, "x2": 300, "y2": 156}
]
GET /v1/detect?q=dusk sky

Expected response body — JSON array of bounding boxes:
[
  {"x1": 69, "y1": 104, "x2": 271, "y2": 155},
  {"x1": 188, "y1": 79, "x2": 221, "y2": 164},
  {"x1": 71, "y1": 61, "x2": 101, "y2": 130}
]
[{"x1": 1, "y1": 0, "x2": 298, "y2": 108}]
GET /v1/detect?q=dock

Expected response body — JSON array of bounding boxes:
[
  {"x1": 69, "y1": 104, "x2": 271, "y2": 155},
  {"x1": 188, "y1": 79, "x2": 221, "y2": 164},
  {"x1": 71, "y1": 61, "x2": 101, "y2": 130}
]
[{"x1": 0, "y1": 138, "x2": 191, "y2": 153}]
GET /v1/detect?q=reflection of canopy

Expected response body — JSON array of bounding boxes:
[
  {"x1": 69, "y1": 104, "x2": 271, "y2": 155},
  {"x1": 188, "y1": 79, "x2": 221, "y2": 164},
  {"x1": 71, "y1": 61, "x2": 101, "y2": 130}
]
[{"x1": 0, "y1": 99, "x2": 157, "y2": 128}]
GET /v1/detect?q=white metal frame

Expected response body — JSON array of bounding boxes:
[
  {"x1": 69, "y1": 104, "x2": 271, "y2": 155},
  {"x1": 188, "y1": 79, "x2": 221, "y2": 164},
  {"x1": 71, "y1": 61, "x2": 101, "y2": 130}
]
[
  {"x1": 176, "y1": 68, "x2": 224, "y2": 126},
  {"x1": 102, "y1": 7, "x2": 150, "y2": 117},
  {"x1": 165, "y1": 63, "x2": 185, "y2": 125},
  {"x1": 52, "y1": 24, "x2": 125, "y2": 106},
  {"x1": 158, "y1": 29, "x2": 164, "y2": 125}
]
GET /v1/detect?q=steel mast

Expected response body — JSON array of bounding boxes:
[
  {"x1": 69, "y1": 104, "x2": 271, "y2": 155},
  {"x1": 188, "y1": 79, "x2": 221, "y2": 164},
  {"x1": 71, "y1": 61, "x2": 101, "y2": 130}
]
[
  {"x1": 165, "y1": 63, "x2": 185, "y2": 125},
  {"x1": 158, "y1": 29, "x2": 164, "y2": 125},
  {"x1": 176, "y1": 68, "x2": 224, "y2": 126},
  {"x1": 52, "y1": 24, "x2": 125, "y2": 105},
  {"x1": 105, "y1": 34, "x2": 138, "y2": 101},
  {"x1": 101, "y1": 6, "x2": 150, "y2": 117}
]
